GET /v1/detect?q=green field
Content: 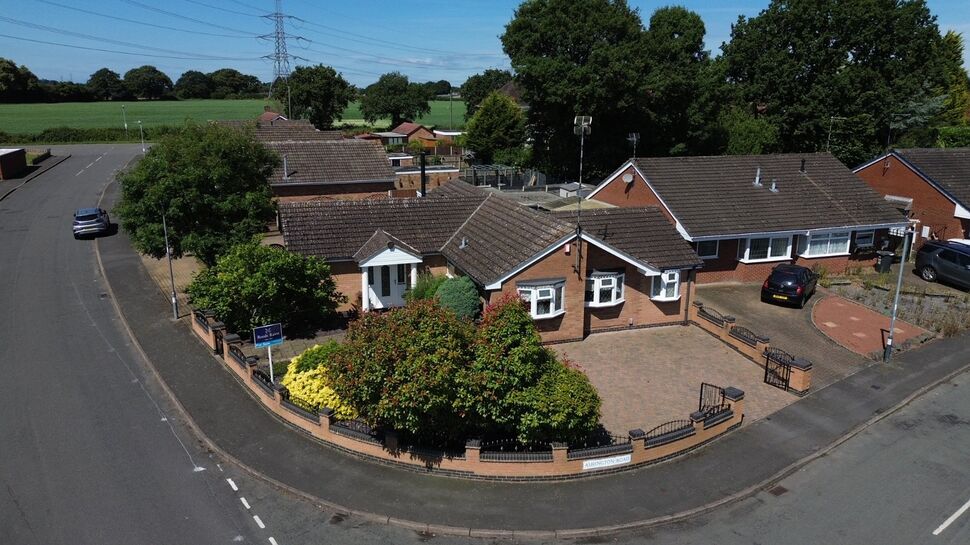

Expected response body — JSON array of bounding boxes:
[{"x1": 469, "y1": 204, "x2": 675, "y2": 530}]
[{"x1": 0, "y1": 98, "x2": 467, "y2": 135}]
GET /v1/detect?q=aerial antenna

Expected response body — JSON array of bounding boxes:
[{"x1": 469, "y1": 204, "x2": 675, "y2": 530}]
[
  {"x1": 573, "y1": 115, "x2": 592, "y2": 272},
  {"x1": 627, "y1": 132, "x2": 640, "y2": 159}
]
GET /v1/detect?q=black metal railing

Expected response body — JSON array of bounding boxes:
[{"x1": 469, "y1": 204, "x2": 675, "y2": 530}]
[
  {"x1": 764, "y1": 347, "x2": 795, "y2": 366},
  {"x1": 644, "y1": 420, "x2": 696, "y2": 448},
  {"x1": 728, "y1": 325, "x2": 760, "y2": 347},
  {"x1": 278, "y1": 388, "x2": 321, "y2": 421},
  {"x1": 251, "y1": 368, "x2": 274, "y2": 396},
  {"x1": 479, "y1": 439, "x2": 553, "y2": 462},
  {"x1": 698, "y1": 382, "x2": 730, "y2": 419},
  {"x1": 228, "y1": 344, "x2": 248, "y2": 368},
  {"x1": 330, "y1": 419, "x2": 382, "y2": 445},
  {"x1": 567, "y1": 432, "x2": 633, "y2": 460},
  {"x1": 698, "y1": 305, "x2": 726, "y2": 327},
  {"x1": 193, "y1": 309, "x2": 210, "y2": 333}
]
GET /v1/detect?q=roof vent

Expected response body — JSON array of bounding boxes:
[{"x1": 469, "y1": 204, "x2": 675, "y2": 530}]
[
  {"x1": 800, "y1": 158, "x2": 806, "y2": 173},
  {"x1": 769, "y1": 179, "x2": 779, "y2": 193},
  {"x1": 282, "y1": 154, "x2": 289, "y2": 181},
  {"x1": 753, "y1": 167, "x2": 762, "y2": 187},
  {"x1": 459, "y1": 237, "x2": 468, "y2": 249}
]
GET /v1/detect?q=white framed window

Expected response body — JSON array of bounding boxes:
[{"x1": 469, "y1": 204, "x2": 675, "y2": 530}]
[
  {"x1": 517, "y1": 281, "x2": 565, "y2": 320},
  {"x1": 396, "y1": 264, "x2": 407, "y2": 284},
  {"x1": 585, "y1": 271, "x2": 625, "y2": 307},
  {"x1": 854, "y1": 230, "x2": 875, "y2": 248},
  {"x1": 798, "y1": 231, "x2": 851, "y2": 258},
  {"x1": 696, "y1": 240, "x2": 719, "y2": 259},
  {"x1": 650, "y1": 270, "x2": 681, "y2": 302},
  {"x1": 738, "y1": 236, "x2": 792, "y2": 263}
]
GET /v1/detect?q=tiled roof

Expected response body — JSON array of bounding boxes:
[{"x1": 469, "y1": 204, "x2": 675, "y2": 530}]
[
  {"x1": 281, "y1": 182, "x2": 700, "y2": 286},
  {"x1": 265, "y1": 140, "x2": 395, "y2": 185},
  {"x1": 894, "y1": 148, "x2": 970, "y2": 206},
  {"x1": 258, "y1": 110, "x2": 285, "y2": 121},
  {"x1": 392, "y1": 122, "x2": 427, "y2": 136},
  {"x1": 626, "y1": 153, "x2": 905, "y2": 238},
  {"x1": 218, "y1": 119, "x2": 343, "y2": 143},
  {"x1": 553, "y1": 208, "x2": 702, "y2": 270}
]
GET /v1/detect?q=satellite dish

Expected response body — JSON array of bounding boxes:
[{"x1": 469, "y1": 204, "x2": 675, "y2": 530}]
[{"x1": 622, "y1": 173, "x2": 634, "y2": 184}]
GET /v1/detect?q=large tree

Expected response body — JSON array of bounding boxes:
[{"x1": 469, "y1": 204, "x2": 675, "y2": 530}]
[
  {"x1": 460, "y1": 69, "x2": 512, "y2": 119},
  {"x1": 123, "y1": 65, "x2": 173, "y2": 99},
  {"x1": 464, "y1": 91, "x2": 527, "y2": 163},
  {"x1": 0, "y1": 58, "x2": 44, "y2": 103},
  {"x1": 208, "y1": 68, "x2": 261, "y2": 98},
  {"x1": 501, "y1": 0, "x2": 649, "y2": 180},
  {"x1": 86, "y1": 68, "x2": 129, "y2": 101},
  {"x1": 116, "y1": 122, "x2": 278, "y2": 266},
  {"x1": 174, "y1": 70, "x2": 212, "y2": 99},
  {"x1": 359, "y1": 72, "x2": 432, "y2": 127},
  {"x1": 721, "y1": 0, "x2": 948, "y2": 165},
  {"x1": 277, "y1": 64, "x2": 353, "y2": 128},
  {"x1": 938, "y1": 31, "x2": 970, "y2": 126}
]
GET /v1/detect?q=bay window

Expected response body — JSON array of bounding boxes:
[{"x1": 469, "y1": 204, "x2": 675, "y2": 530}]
[
  {"x1": 650, "y1": 270, "x2": 681, "y2": 302},
  {"x1": 517, "y1": 280, "x2": 565, "y2": 320},
  {"x1": 798, "y1": 231, "x2": 850, "y2": 258},
  {"x1": 585, "y1": 271, "x2": 625, "y2": 307},
  {"x1": 738, "y1": 236, "x2": 791, "y2": 262}
]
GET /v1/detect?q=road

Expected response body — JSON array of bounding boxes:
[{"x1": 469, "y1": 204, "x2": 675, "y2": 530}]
[{"x1": 0, "y1": 145, "x2": 265, "y2": 544}]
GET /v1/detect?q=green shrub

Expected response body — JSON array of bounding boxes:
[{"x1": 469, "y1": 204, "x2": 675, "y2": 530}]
[
  {"x1": 404, "y1": 273, "x2": 446, "y2": 303},
  {"x1": 514, "y1": 363, "x2": 602, "y2": 444},
  {"x1": 293, "y1": 339, "x2": 341, "y2": 373},
  {"x1": 435, "y1": 276, "x2": 480, "y2": 320}
]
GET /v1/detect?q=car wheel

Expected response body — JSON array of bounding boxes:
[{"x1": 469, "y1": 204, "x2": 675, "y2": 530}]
[
  {"x1": 920, "y1": 266, "x2": 937, "y2": 282},
  {"x1": 798, "y1": 295, "x2": 806, "y2": 309},
  {"x1": 73, "y1": 233, "x2": 79, "y2": 240}
]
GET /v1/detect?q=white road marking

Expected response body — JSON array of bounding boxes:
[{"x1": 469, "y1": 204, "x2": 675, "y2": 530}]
[
  {"x1": 240, "y1": 497, "x2": 250, "y2": 509},
  {"x1": 216, "y1": 463, "x2": 223, "y2": 472},
  {"x1": 75, "y1": 170, "x2": 85, "y2": 176},
  {"x1": 95, "y1": 155, "x2": 103, "y2": 162},
  {"x1": 86, "y1": 162, "x2": 95, "y2": 169},
  {"x1": 226, "y1": 478, "x2": 238, "y2": 491},
  {"x1": 269, "y1": 537, "x2": 279, "y2": 545},
  {"x1": 933, "y1": 496, "x2": 970, "y2": 535},
  {"x1": 253, "y1": 515, "x2": 265, "y2": 529}
]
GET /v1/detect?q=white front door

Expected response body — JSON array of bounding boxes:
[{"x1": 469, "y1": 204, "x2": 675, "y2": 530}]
[{"x1": 367, "y1": 264, "x2": 408, "y2": 309}]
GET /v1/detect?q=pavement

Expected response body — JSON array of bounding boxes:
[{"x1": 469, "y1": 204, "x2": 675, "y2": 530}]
[
  {"x1": 0, "y1": 145, "x2": 265, "y2": 545},
  {"x1": 554, "y1": 326, "x2": 796, "y2": 434},
  {"x1": 96, "y1": 163, "x2": 970, "y2": 534},
  {"x1": 0, "y1": 153, "x2": 73, "y2": 201},
  {"x1": 813, "y1": 295, "x2": 930, "y2": 356}
]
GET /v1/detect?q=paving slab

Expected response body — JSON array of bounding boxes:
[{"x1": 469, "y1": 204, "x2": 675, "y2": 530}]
[{"x1": 813, "y1": 295, "x2": 930, "y2": 356}]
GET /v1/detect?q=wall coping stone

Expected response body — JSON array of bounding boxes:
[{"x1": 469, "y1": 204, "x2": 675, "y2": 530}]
[
  {"x1": 223, "y1": 333, "x2": 241, "y2": 344},
  {"x1": 210, "y1": 321, "x2": 226, "y2": 331},
  {"x1": 723, "y1": 387, "x2": 745, "y2": 401},
  {"x1": 629, "y1": 428, "x2": 645, "y2": 439},
  {"x1": 792, "y1": 358, "x2": 813, "y2": 370},
  {"x1": 689, "y1": 410, "x2": 705, "y2": 423}
]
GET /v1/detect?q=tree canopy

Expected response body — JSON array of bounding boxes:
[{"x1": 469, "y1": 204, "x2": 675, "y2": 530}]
[
  {"x1": 174, "y1": 70, "x2": 213, "y2": 99},
  {"x1": 123, "y1": 65, "x2": 173, "y2": 99},
  {"x1": 460, "y1": 69, "x2": 513, "y2": 119},
  {"x1": 360, "y1": 72, "x2": 432, "y2": 127},
  {"x1": 87, "y1": 68, "x2": 130, "y2": 101},
  {"x1": 208, "y1": 68, "x2": 262, "y2": 98},
  {"x1": 279, "y1": 64, "x2": 354, "y2": 128},
  {"x1": 0, "y1": 58, "x2": 43, "y2": 103},
  {"x1": 116, "y1": 122, "x2": 278, "y2": 266},
  {"x1": 464, "y1": 91, "x2": 527, "y2": 164}
]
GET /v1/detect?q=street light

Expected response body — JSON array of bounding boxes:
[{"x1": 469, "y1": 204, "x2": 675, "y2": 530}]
[
  {"x1": 884, "y1": 221, "x2": 918, "y2": 362},
  {"x1": 122, "y1": 104, "x2": 129, "y2": 139},
  {"x1": 137, "y1": 120, "x2": 146, "y2": 153},
  {"x1": 162, "y1": 212, "x2": 179, "y2": 320}
]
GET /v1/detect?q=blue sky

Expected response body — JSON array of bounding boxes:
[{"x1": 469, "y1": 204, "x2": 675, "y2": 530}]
[{"x1": 2, "y1": 0, "x2": 968, "y2": 87}]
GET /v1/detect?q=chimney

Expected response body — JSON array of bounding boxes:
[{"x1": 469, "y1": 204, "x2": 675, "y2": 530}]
[
  {"x1": 753, "y1": 166, "x2": 762, "y2": 187},
  {"x1": 800, "y1": 158, "x2": 806, "y2": 173},
  {"x1": 419, "y1": 151, "x2": 427, "y2": 197},
  {"x1": 769, "y1": 179, "x2": 779, "y2": 193}
]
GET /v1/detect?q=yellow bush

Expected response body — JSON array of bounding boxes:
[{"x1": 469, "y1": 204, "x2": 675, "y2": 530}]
[{"x1": 281, "y1": 345, "x2": 357, "y2": 420}]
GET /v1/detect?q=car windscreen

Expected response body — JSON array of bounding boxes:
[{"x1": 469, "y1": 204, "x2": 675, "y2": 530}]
[
  {"x1": 770, "y1": 272, "x2": 800, "y2": 284},
  {"x1": 76, "y1": 214, "x2": 99, "y2": 221}
]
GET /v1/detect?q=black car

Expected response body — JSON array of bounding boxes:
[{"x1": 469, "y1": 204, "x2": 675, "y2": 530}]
[
  {"x1": 915, "y1": 240, "x2": 970, "y2": 290},
  {"x1": 760, "y1": 264, "x2": 818, "y2": 308}
]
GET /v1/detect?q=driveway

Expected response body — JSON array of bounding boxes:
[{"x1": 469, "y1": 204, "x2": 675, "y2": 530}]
[
  {"x1": 697, "y1": 283, "x2": 871, "y2": 389},
  {"x1": 553, "y1": 326, "x2": 797, "y2": 435}
]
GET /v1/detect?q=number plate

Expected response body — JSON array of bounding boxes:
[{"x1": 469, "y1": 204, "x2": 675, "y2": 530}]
[{"x1": 772, "y1": 294, "x2": 788, "y2": 300}]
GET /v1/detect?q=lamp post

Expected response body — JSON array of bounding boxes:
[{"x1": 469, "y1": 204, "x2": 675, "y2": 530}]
[
  {"x1": 884, "y1": 222, "x2": 917, "y2": 362},
  {"x1": 162, "y1": 213, "x2": 179, "y2": 320},
  {"x1": 122, "y1": 104, "x2": 129, "y2": 139},
  {"x1": 138, "y1": 120, "x2": 146, "y2": 153}
]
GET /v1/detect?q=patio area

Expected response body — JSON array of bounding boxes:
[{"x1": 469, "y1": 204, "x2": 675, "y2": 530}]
[{"x1": 553, "y1": 325, "x2": 797, "y2": 436}]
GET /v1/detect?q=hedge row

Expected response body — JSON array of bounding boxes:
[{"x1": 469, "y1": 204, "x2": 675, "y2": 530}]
[{"x1": 0, "y1": 125, "x2": 183, "y2": 144}]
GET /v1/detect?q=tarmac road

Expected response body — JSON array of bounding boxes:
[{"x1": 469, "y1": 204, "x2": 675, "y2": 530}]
[{"x1": 0, "y1": 145, "x2": 265, "y2": 545}]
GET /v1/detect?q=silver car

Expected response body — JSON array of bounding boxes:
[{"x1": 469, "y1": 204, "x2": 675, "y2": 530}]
[{"x1": 72, "y1": 207, "x2": 110, "y2": 238}]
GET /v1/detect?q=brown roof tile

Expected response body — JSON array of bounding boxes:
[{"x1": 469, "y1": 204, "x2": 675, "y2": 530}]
[
  {"x1": 266, "y1": 140, "x2": 395, "y2": 185},
  {"x1": 894, "y1": 148, "x2": 970, "y2": 207}
]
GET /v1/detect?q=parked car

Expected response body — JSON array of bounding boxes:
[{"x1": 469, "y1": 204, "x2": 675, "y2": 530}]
[
  {"x1": 72, "y1": 207, "x2": 110, "y2": 238},
  {"x1": 915, "y1": 240, "x2": 970, "y2": 289},
  {"x1": 760, "y1": 264, "x2": 818, "y2": 308}
]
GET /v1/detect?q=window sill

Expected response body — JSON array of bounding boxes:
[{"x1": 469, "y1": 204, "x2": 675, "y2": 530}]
[
  {"x1": 797, "y1": 252, "x2": 850, "y2": 259},
  {"x1": 532, "y1": 310, "x2": 566, "y2": 321},
  {"x1": 650, "y1": 295, "x2": 681, "y2": 303},
  {"x1": 738, "y1": 256, "x2": 790, "y2": 264},
  {"x1": 699, "y1": 255, "x2": 719, "y2": 260},
  {"x1": 585, "y1": 299, "x2": 625, "y2": 309}
]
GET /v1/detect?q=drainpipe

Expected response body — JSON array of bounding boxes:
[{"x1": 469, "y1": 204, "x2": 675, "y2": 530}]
[{"x1": 419, "y1": 151, "x2": 427, "y2": 197}]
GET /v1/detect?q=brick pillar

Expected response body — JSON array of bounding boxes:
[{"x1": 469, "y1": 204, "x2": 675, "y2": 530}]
[
  {"x1": 210, "y1": 321, "x2": 225, "y2": 354},
  {"x1": 465, "y1": 439, "x2": 481, "y2": 464},
  {"x1": 629, "y1": 429, "x2": 645, "y2": 464},
  {"x1": 723, "y1": 386, "x2": 745, "y2": 418},
  {"x1": 319, "y1": 408, "x2": 333, "y2": 434},
  {"x1": 756, "y1": 336, "x2": 771, "y2": 360},
  {"x1": 722, "y1": 315, "x2": 737, "y2": 340},
  {"x1": 788, "y1": 359, "x2": 813, "y2": 396},
  {"x1": 690, "y1": 301, "x2": 703, "y2": 321},
  {"x1": 552, "y1": 442, "x2": 568, "y2": 466}
]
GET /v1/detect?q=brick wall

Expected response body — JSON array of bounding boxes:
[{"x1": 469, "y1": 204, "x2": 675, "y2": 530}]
[
  {"x1": 394, "y1": 171, "x2": 458, "y2": 191},
  {"x1": 856, "y1": 155, "x2": 966, "y2": 245},
  {"x1": 589, "y1": 165, "x2": 676, "y2": 224}
]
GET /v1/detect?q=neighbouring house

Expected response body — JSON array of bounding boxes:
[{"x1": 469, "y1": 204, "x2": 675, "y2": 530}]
[
  {"x1": 497, "y1": 80, "x2": 529, "y2": 111},
  {"x1": 587, "y1": 153, "x2": 908, "y2": 283},
  {"x1": 854, "y1": 148, "x2": 970, "y2": 246},
  {"x1": 257, "y1": 106, "x2": 287, "y2": 122},
  {"x1": 0, "y1": 148, "x2": 27, "y2": 180},
  {"x1": 279, "y1": 181, "x2": 702, "y2": 343},
  {"x1": 391, "y1": 122, "x2": 437, "y2": 149},
  {"x1": 355, "y1": 131, "x2": 407, "y2": 146},
  {"x1": 219, "y1": 118, "x2": 343, "y2": 144},
  {"x1": 387, "y1": 152, "x2": 414, "y2": 167},
  {"x1": 266, "y1": 139, "x2": 396, "y2": 202},
  {"x1": 433, "y1": 129, "x2": 462, "y2": 144}
]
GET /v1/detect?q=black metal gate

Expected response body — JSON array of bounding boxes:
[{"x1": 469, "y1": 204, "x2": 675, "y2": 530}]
[
  {"x1": 214, "y1": 328, "x2": 224, "y2": 356},
  {"x1": 764, "y1": 347, "x2": 792, "y2": 390},
  {"x1": 698, "y1": 382, "x2": 728, "y2": 417}
]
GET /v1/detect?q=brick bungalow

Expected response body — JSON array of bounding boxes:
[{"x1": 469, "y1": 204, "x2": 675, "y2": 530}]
[
  {"x1": 279, "y1": 182, "x2": 701, "y2": 343},
  {"x1": 391, "y1": 122, "x2": 437, "y2": 149},
  {"x1": 219, "y1": 118, "x2": 343, "y2": 144},
  {"x1": 265, "y1": 140, "x2": 397, "y2": 202},
  {"x1": 587, "y1": 153, "x2": 908, "y2": 283},
  {"x1": 854, "y1": 148, "x2": 970, "y2": 246}
]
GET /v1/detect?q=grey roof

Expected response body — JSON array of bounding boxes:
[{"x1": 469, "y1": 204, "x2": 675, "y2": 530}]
[
  {"x1": 894, "y1": 148, "x2": 970, "y2": 207},
  {"x1": 266, "y1": 140, "x2": 395, "y2": 185},
  {"x1": 281, "y1": 182, "x2": 700, "y2": 287},
  {"x1": 218, "y1": 119, "x2": 343, "y2": 143},
  {"x1": 625, "y1": 153, "x2": 906, "y2": 238},
  {"x1": 553, "y1": 208, "x2": 703, "y2": 270},
  {"x1": 353, "y1": 230, "x2": 421, "y2": 262}
]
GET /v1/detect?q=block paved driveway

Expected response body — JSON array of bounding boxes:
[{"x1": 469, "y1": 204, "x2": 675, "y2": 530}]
[
  {"x1": 554, "y1": 325, "x2": 796, "y2": 436},
  {"x1": 697, "y1": 284, "x2": 871, "y2": 390}
]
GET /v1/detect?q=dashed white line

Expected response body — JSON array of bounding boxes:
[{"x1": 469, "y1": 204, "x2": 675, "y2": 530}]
[
  {"x1": 253, "y1": 515, "x2": 265, "y2": 529},
  {"x1": 75, "y1": 170, "x2": 85, "y2": 176},
  {"x1": 933, "y1": 496, "x2": 970, "y2": 535},
  {"x1": 226, "y1": 478, "x2": 238, "y2": 491},
  {"x1": 240, "y1": 497, "x2": 250, "y2": 510},
  {"x1": 95, "y1": 155, "x2": 103, "y2": 162},
  {"x1": 269, "y1": 537, "x2": 279, "y2": 545},
  {"x1": 85, "y1": 162, "x2": 95, "y2": 169}
]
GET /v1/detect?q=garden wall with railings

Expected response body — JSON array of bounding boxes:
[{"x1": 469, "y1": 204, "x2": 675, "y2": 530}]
[
  {"x1": 191, "y1": 309, "x2": 747, "y2": 481},
  {"x1": 689, "y1": 301, "x2": 813, "y2": 395}
]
